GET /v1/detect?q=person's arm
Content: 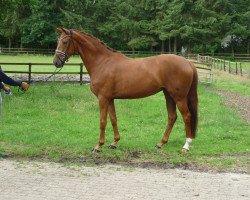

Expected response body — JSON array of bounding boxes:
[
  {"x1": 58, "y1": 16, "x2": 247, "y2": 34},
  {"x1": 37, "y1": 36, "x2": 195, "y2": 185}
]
[
  {"x1": 0, "y1": 82, "x2": 4, "y2": 89},
  {"x1": 0, "y1": 69, "x2": 21, "y2": 87}
]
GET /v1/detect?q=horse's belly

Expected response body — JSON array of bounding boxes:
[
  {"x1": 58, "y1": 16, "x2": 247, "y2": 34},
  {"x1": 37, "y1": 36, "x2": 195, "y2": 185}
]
[{"x1": 113, "y1": 81, "x2": 162, "y2": 99}]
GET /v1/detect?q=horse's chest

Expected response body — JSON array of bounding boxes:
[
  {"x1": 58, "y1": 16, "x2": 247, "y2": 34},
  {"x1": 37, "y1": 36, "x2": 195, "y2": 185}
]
[
  {"x1": 90, "y1": 78, "x2": 107, "y2": 96},
  {"x1": 90, "y1": 82, "x2": 99, "y2": 96}
]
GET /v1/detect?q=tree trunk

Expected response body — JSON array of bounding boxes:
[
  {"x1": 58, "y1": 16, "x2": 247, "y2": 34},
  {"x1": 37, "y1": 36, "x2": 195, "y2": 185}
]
[
  {"x1": 231, "y1": 45, "x2": 235, "y2": 57},
  {"x1": 247, "y1": 39, "x2": 249, "y2": 54},
  {"x1": 231, "y1": 35, "x2": 235, "y2": 57},
  {"x1": 188, "y1": 41, "x2": 191, "y2": 53},
  {"x1": 202, "y1": 44, "x2": 206, "y2": 54},
  {"x1": 150, "y1": 45, "x2": 153, "y2": 52},
  {"x1": 161, "y1": 40, "x2": 165, "y2": 52},
  {"x1": 132, "y1": 47, "x2": 135, "y2": 54},
  {"x1": 20, "y1": 42, "x2": 23, "y2": 49},
  {"x1": 8, "y1": 38, "x2": 11, "y2": 50},
  {"x1": 174, "y1": 37, "x2": 177, "y2": 54},
  {"x1": 168, "y1": 36, "x2": 171, "y2": 53}
]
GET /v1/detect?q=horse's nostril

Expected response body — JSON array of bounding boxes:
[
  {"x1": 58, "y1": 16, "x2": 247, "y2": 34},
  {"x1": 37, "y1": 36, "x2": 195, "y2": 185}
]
[
  {"x1": 54, "y1": 61, "x2": 60, "y2": 68},
  {"x1": 54, "y1": 60, "x2": 64, "y2": 68}
]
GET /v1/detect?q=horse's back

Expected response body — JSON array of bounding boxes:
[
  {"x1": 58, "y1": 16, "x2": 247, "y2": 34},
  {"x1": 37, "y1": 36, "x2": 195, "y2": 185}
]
[
  {"x1": 128, "y1": 54, "x2": 194, "y2": 85},
  {"x1": 96, "y1": 53, "x2": 195, "y2": 99}
]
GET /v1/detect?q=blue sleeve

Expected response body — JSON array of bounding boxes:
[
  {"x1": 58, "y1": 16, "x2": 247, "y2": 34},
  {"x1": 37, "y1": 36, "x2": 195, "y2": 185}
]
[
  {"x1": 0, "y1": 69, "x2": 21, "y2": 87},
  {"x1": 0, "y1": 82, "x2": 4, "y2": 89}
]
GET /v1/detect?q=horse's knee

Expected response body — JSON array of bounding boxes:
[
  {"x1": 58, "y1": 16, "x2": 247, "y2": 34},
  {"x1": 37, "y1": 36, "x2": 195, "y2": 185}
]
[
  {"x1": 183, "y1": 113, "x2": 191, "y2": 124},
  {"x1": 100, "y1": 119, "x2": 107, "y2": 130},
  {"x1": 168, "y1": 114, "x2": 177, "y2": 124}
]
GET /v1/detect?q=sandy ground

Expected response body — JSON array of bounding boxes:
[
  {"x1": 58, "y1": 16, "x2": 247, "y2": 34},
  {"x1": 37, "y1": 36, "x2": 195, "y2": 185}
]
[{"x1": 0, "y1": 159, "x2": 249, "y2": 200}]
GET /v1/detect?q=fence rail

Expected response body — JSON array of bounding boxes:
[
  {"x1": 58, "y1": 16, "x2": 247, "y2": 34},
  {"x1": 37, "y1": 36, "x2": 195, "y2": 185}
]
[
  {"x1": 0, "y1": 62, "x2": 87, "y2": 84},
  {"x1": 197, "y1": 55, "x2": 246, "y2": 76}
]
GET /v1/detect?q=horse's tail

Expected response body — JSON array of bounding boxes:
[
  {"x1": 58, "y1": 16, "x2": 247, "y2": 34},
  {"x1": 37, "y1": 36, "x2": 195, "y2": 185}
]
[{"x1": 187, "y1": 62, "x2": 198, "y2": 138}]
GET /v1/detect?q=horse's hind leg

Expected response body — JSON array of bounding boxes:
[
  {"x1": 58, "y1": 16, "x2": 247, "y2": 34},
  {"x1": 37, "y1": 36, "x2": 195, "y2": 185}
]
[
  {"x1": 176, "y1": 98, "x2": 192, "y2": 151},
  {"x1": 156, "y1": 91, "x2": 177, "y2": 148},
  {"x1": 108, "y1": 99, "x2": 120, "y2": 149}
]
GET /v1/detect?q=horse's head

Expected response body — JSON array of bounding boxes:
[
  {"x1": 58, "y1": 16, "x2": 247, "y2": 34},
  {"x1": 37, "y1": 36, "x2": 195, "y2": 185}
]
[{"x1": 53, "y1": 28, "x2": 75, "y2": 68}]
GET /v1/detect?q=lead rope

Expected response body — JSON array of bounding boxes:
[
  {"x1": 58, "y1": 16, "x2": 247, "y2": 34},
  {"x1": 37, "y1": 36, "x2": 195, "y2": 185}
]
[
  {"x1": 18, "y1": 67, "x2": 63, "y2": 93},
  {"x1": 44, "y1": 67, "x2": 63, "y2": 82}
]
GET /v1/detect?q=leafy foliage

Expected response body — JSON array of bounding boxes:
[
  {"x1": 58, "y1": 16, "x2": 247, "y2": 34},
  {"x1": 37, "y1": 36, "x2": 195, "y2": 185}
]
[{"x1": 0, "y1": 0, "x2": 249, "y2": 53}]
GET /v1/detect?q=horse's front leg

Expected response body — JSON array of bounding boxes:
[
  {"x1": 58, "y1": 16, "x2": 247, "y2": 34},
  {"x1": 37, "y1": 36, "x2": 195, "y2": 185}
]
[
  {"x1": 93, "y1": 96, "x2": 109, "y2": 152},
  {"x1": 108, "y1": 99, "x2": 120, "y2": 149}
]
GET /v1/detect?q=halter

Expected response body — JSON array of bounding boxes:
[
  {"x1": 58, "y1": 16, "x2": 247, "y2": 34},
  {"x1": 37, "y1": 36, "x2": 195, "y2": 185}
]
[{"x1": 55, "y1": 29, "x2": 74, "y2": 63}]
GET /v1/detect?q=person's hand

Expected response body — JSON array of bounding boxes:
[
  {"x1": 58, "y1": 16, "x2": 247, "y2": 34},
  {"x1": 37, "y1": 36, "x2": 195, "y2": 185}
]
[
  {"x1": 2, "y1": 85, "x2": 12, "y2": 95},
  {"x1": 20, "y1": 82, "x2": 29, "y2": 91},
  {"x1": 3, "y1": 85, "x2": 10, "y2": 92}
]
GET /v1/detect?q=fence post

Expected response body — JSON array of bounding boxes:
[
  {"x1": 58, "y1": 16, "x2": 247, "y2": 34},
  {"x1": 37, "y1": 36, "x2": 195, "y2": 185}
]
[
  {"x1": 236, "y1": 62, "x2": 238, "y2": 75},
  {"x1": 224, "y1": 60, "x2": 226, "y2": 71},
  {"x1": 229, "y1": 62, "x2": 231, "y2": 73},
  {"x1": 80, "y1": 63, "x2": 83, "y2": 85},
  {"x1": 240, "y1": 63, "x2": 243, "y2": 76},
  {"x1": 28, "y1": 63, "x2": 32, "y2": 83}
]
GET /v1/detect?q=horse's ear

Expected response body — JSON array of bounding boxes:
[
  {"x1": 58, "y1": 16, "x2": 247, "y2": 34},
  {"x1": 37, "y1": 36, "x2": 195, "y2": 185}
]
[
  {"x1": 62, "y1": 28, "x2": 69, "y2": 34},
  {"x1": 56, "y1": 27, "x2": 63, "y2": 33},
  {"x1": 56, "y1": 27, "x2": 68, "y2": 34}
]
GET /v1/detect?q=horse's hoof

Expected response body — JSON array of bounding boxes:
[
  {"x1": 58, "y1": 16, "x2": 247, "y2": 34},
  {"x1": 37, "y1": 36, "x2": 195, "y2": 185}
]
[
  {"x1": 91, "y1": 148, "x2": 100, "y2": 153},
  {"x1": 0, "y1": 152, "x2": 10, "y2": 158},
  {"x1": 108, "y1": 145, "x2": 117, "y2": 149},
  {"x1": 155, "y1": 144, "x2": 161, "y2": 149},
  {"x1": 181, "y1": 148, "x2": 189, "y2": 152}
]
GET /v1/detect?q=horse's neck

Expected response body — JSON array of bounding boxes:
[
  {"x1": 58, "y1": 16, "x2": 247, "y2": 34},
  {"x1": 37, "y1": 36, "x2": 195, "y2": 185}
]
[{"x1": 75, "y1": 33, "x2": 117, "y2": 77}]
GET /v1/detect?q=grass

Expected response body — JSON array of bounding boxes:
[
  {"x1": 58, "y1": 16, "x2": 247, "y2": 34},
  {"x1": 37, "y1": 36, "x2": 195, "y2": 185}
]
[
  {"x1": 211, "y1": 70, "x2": 250, "y2": 96},
  {"x1": 241, "y1": 62, "x2": 250, "y2": 68},
  {"x1": 0, "y1": 82, "x2": 249, "y2": 171}
]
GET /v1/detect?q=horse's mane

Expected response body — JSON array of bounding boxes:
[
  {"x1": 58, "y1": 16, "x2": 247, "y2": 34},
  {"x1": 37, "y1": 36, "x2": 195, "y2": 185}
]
[{"x1": 74, "y1": 29, "x2": 118, "y2": 53}]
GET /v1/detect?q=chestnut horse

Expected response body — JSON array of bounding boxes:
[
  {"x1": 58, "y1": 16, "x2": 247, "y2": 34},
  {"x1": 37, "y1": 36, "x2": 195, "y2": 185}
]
[{"x1": 53, "y1": 28, "x2": 198, "y2": 152}]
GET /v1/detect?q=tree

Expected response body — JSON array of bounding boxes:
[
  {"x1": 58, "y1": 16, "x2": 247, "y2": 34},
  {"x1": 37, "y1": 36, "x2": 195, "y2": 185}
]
[
  {"x1": 0, "y1": 0, "x2": 249, "y2": 53},
  {"x1": 21, "y1": 0, "x2": 64, "y2": 48},
  {"x1": 0, "y1": 0, "x2": 31, "y2": 48}
]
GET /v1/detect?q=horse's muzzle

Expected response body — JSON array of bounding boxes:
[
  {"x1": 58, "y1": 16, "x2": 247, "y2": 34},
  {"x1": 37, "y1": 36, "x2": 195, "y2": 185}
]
[{"x1": 53, "y1": 60, "x2": 64, "y2": 68}]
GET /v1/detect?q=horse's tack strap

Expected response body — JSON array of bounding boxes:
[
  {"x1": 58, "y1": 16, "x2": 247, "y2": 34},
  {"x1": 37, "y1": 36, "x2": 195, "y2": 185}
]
[{"x1": 55, "y1": 50, "x2": 67, "y2": 57}]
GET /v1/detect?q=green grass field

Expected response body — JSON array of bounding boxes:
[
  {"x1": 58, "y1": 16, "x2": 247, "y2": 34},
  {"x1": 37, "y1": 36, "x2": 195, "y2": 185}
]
[
  {"x1": 0, "y1": 84, "x2": 249, "y2": 171},
  {"x1": 0, "y1": 54, "x2": 249, "y2": 171},
  {"x1": 212, "y1": 70, "x2": 250, "y2": 96}
]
